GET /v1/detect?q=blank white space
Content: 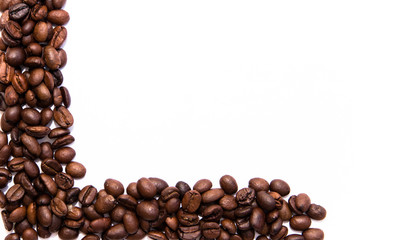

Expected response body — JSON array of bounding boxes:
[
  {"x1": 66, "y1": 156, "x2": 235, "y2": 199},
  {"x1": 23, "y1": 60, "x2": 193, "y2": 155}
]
[{"x1": 2, "y1": 0, "x2": 395, "y2": 239}]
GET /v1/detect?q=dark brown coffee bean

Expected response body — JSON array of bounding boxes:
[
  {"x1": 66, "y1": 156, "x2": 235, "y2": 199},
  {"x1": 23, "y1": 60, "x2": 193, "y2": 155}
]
[
  {"x1": 53, "y1": 86, "x2": 62, "y2": 107},
  {"x1": 5, "y1": 233, "x2": 20, "y2": 240},
  {"x1": 6, "y1": 47, "x2": 26, "y2": 67},
  {"x1": 201, "y1": 221, "x2": 220, "y2": 239},
  {"x1": 49, "y1": 25, "x2": 67, "y2": 49},
  {"x1": 44, "y1": 45, "x2": 61, "y2": 70},
  {"x1": 160, "y1": 186, "x2": 180, "y2": 201},
  {"x1": 0, "y1": 56, "x2": 15, "y2": 85},
  {"x1": 0, "y1": 132, "x2": 8, "y2": 149},
  {"x1": 21, "y1": 108, "x2": 41, "y2": 125},
  {"x1": 5, "y1": 20, "x2": 22, "y2": 39},
  {"x1": 94, "y1": 193, "x2": 116, "y2": 214},
  {"x1": 47, "y1": 9, "x2": 69, "y2": 25},
  {"x1": 136, "y1": 177, "x2": 157, "y2": 199},
  {"x1": 55, "y1": 172, "x2": 74, "y2": 190},
  {"x1": 58, "y1": 48, "x2": 67, "y2": 68},
  {"x1": 65, "y1": 162, "x2": 86, "y2": 179},
  {"x1": 28, "y1": 68, "x2": 44, "y2": 86},
  {"x1": 40, "y1": 173, "x2": 58, "y2": 196},
  {"x1": 202, "y1": 188, "x2": 225, "y2": 204},
  {"x1": 104, "y1": 223, "x2": 128, "y2": 240},
  {"x1": 31, "y1": 3, "x2": 48, "y2": 21},
  {"x1": 39, "y1": 142, "x2": 53, "y2": 160},
  {"x1": 4, "y1": 85, "x2": 19, "y2": 106},
  {"x1": 284, "y1": 234, "x2": 305, "y2": 240},
  {"x1": 249, "y1": 177, "x2": 269, "y2": 192},
  {"x1": 48, "y1": 127, "x2": 69, "y2": 139},
  {"x1": 109, "y1": 205, "x2": 126, "y2": 222},
  {"x1": 49, "y1": 197, "x2": 67, "y2": 217},
  {"x1": 37, "y1": 205, "x2": 52, "y2": 227},
  {"x1": 24, "y1": 56, "x2": 45, "y2": 68},
  {"x1": 53, "y1": 106, "x2": 74, "y2": 128},
  {"x1": 78, "y1": 185, "x2": 97, "y2": 206},
  {"x1": 306, "y1": 204, "x2": 326, "y2": 220},
  {"x1": 52, "y1": 134, "x2": 74, "y2": 149},
  {"x1": 182, "y1": 190, "x2": 201, "y2": 213},
  {"x1": 278, "y1": 199, "x2": 292, "y2": 221},
  {"x1": 0, "y1": 145, "x2": 12, "y2": 166},
  {"x1": 219, "y1": 175, "x2": 238, "y2": 194},
  {"x1": 66, "y1": 205, "x2": 83, "y2": 220},
  {"x1": 218, "y1": 195, "x2": 237, "y2": 211},
  {"x1": 136, "y1": 200, "x2": 159, "y2": 221},
  {"x1": 0, "y1": 167, "x2": 12, "y2": 188},
  {"x1": 290, "y1": 215, "x2": 311, "y2": 231},
  {"x1": 295, "y1": 193, "x2": 311, "y2": 213},
  {"x1": 33, "y1": 82, "x2": 51, "y2": 102},
  {"x1": 271, "y1": 226, "x2": 288, "y2": 240},
  {"x1": 177, "y1": 210, "x2": 199, "y2": 227},
  {"x1": 33, "y1": 21, "x2": 48, "y2": 42},
  {"x1": 51, "y1": 69, "x2": 63, "y2": 86},
  {"x1": 24, "y1": 160, "x2": 39, "y2": 178},
  {"x1": 236, "y1": 188, "x2": 255, "y2": 206},
  {"x1": 53, "y1": 147, "x2": 75, "y2": 164},
  {"x1": 256, "y1": 191, "x2": 276, "y2": 212},
  {"x1": 202, "y1": 204, "x2": 223, "y2": 222},
  {"x1": 175, "y1": 181, "x2": 191, "y2": 198},
  {"x1": 177, "y1": 225, "x2": 201, "y2": 240},
  {"x1": 8, "y1": 206, "x2": 26, "y2": 223},
  {"x1": 288, "y1": 195, "x2": 303, "y2": 215},
  {"x1": 0, "y1": 9, "x2": 10, "y2": 27},
  {"x1": 26, "y1": 202, "x2": 36, "y2": 225},
  {"x1": 193, "y1": 179, "x2": 212, "y2": 193},
  {"x1": 123, "y1": 212, "x2": 139, "y2": 234},
  {"x1": 58, "y1": 226, "x2": 79, "y2": 240},
  {"x1": 40, "y1": 107, "x2": 53, "y2": 126},
  {"x1": 25, "y1": 90, "x2": 37, "y2": 107},
  {"x1": 6, "y1": 183, "x2": 25, "y2": 202},
  {"x1": 164, "y1": 197, "x2": 180, "y2": 214},
  {"x1": 9, "y1": 3, "x2": 29, "y2": 21},
  {"x1": 88, "y1": 217, "x2": 111, "y2": 233},
  {"x1": 22, "y1": 227, "x2": 38, "y2": 240},
  {"x1": 147, "y1": 230, "x2": 167, "y2": 240},
  {"x1": 14, "y1": 218, "x2": 31, "y2": 235},
  {"x1": 302, "y1": 228, "x2": 324, "y2": 240},
  {"x1": 26, "y1": 42, "x2": 42, "y2": 56},
  {"x1": 270, "y1": 179, "x2": 290, "y2": 196},
  {"x1": 104, "y1": 178, "x2": 124, "y2": 197},
  {"x1": 117, "y1": 194, "x2": 137, "y2": 210},
  {"x1": 0, "y1": 189, "x2": 7, "y2": 208},
  {"x1": 21, "y1": 133, "x2": 41, "y2": 157},
  {"x1": 126, "y1": 182, "x2": 142, "y2": 200},
  {"x1": 25, "y1": 126, "x2": 51, "y2": 138},
  {"x1": 2, "y1": 210, "x2": 13, "y2": 231},
  {"x1": 147, "y1": 177, "x2": 168, "y2": 195}
]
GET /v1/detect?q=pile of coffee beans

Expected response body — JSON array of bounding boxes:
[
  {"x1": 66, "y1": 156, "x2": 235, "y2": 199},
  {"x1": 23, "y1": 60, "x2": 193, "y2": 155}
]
[{"x1": 0, "y1": 1, "x2": 326, "y2": 239}]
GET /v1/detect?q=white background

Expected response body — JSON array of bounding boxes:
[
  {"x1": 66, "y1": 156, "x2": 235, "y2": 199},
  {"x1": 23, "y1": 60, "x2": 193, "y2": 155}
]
[{"x1": 3, "y1": 0, "x2": 395, "y2": 239}]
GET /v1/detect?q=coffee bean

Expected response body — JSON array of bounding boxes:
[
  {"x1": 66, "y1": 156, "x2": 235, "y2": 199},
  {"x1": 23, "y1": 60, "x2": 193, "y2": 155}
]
[
  {"x1": 219, "y1": 194, "x2": 237, "y2": 211},
  {"x1": 39, "y1": 142, "x2": 53, "y2": 160},
  {"x1": 37, "y1": 205, "x2": 52, "y2": 227},
  {"x1": 177, "y1": 225, "x2": 201, "y2": 240},
  {"x1": 250, "y1": 207, "x2": 265, "y2": 233},
  {"x1": 0, "y1": 145, "x2": 12, "y2": 166},
  {"x1": 21, "y1": 108, "x2": 41, "y2": 125},
  {"x1": 44, "y1": 45, "x2": 61, "y2": 70},
  {"x1": 104, "y1": 223, "x2": 128, "y2": 240},
  {"x1": 26, "y1": 202, "x2": 36, "y2": 225},
  {"x1": 256, "y1": 191, "x2": 276, "y2": 212},
  {"x1": 49, "y1": 25, "x2": 67, "y2": 49},
  {"x1": 22, "y1": 227, "x2": 38, "y2": 240},
  {"x1": 104, "y1": 178, "x2": 124, "y2": 197},
  {"x1": 5, "y1": 20, "x2": 22, "y2": 39},
  {"x1": 66, "y1": 162, "x2": 86, "y2": 179},
  {"x1": 202, "y1": 188, "x2": 225, "y2": 204},
  {"x1": 88, "y1": 217, "x2": 111, "y2": 233},
  {"x1": 236, "y1": 188, "x2": 255, "y2": 206},
  {"x1": 47, "y1": 9, "x2": 69, "y2": 25},
  {"x1": 148, "y1": 230, "x2": 167, "y2": 240},
  {"x1": 24, "y1": 160, "x2": 39, "y2": 178},
  {"x1": 202, "y1": 221, "x2": 221, "y2": 239},
  {"x1": 193, "y1": 179, "x2": 212, "y2": 193},
  {"x1": 58, "y1": 226, "x2": 79, "y2": 240},
  {"x1": 136, "y1": 200, "x2": 159, "y2": 221},
  {"x1": 175, "y1": 181, "x2": 191, "y2": 198},
  {"x1": 271, "y1": 226, "x2": 288, "y2": 240},
  {"x1": 66, "y1": 205, "x2": 83, "y2": 220},
  {"x1": 284, "y1": 234, "x2": 305, "y2": 240},
  {"x1": 302, "y1": 228, "x2": 324, "y2": 240},
  {"x1": 290, "y1": 215, "x2": 311, "y2": 231},
  {"x1": 4, "y1": 85, "x2": 19, "y2": 106},
  {"x1": 9, "y1": 3, "x2": 29, "y2": 21},
  {"x1": 202, "y1": 204, "x2": 223, "y2": 222},
  {"x1": 55, "y1": 172, "x2": 74, "y2": 190},
  {"x1": 20, "y1": 133, "x2": 41, "y2": 157},
  {"x1": 5, "y1": 233, "x2": 20, "y2": 240},
  {"x1": 270, "y1": 179, "x2": 290, "y2": 196},
  {"x1": 53, "y1": 106, "x2": 74, "y2": 128},
  {"x1": 50, "y1": 197, "x2": 67, "y2": 217},
  {"x1": 6, "y1": 183, "x2": 25, "y2": 202},
  {"x1": 30, "y1": 3, "x2": 48, "y2": 21},
  {"x1": 117, "y1": 194, "x2": 137, "y2": 210},
  {"x1": 182, "y1": 190, "x2": 201, "y2": 213},
  {"x1": 136, "y1": 177, "x2": 157, "y2": 199},
  {"x1": 52, "y1": 134, "x2": 74, "y2": 149},
  {"x1": 220, "y1": 175, "x2": 238, "y2": 194},
  {"x1": 94, "y1": 193, "x2": 116, "y2": 214},
  {"x1": 278, "y1": 199, "x2": 292, "y2": 221},
  {"x1": 25, "y1": 126, "x2": 51, "y2": 138},
  {"x1": 58, "y1": 48, "x2": 67, "y2": 68},
  {"x1": 79, "y1": 185, "x2": 97, "y2": 207},
  {"x1": 8, "y1": 206, "x2": 26, "y2": 223},
  {"x1": 306, "y1": 204, "x2": 326, "y2": 220},
  {"x1": 0, "y1": 55, "x2": 15, "y2": 84},
  {"x1": 82, "y1": 235, "x2": 100, "y2": 240},
  {"x1": 295, "y1": 193, "x2": 311, "y2": 213},
  {"x1": 6, "y1": 47, "x2": 25, "y2": 66},
  {"x1": 40, "y1": 173, "x2": 58, "y2": 196},
  {"x1": 33, "y1": 21, "x2": 48, "y2": 42}
]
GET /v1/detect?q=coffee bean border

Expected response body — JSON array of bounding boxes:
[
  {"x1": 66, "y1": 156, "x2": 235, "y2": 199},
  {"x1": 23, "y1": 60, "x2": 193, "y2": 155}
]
[{"x1": 0, "y1": 1, "x2": 326, "y2": 240}]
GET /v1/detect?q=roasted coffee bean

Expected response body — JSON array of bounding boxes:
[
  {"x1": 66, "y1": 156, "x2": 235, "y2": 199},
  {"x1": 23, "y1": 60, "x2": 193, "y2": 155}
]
[
  {"x1": 25, "y1": 90, "x2": 37, "y2": 107},
  {"x1": 54, "y1": 172, "x2": 74, "y2": 190},
  {"x1": 25, "y1": 126, "x2": 50, "y2": 138},
  {"x1": 270, "y1": 179, "x2": 290, "y2": 196},
  {"x1": 58, "y1": 226, "x2": 79, "y2": 240},
  {"x1": 165, "y1": 197, "x2": 180, "y2": 214},
  {"x1": 47, "y1": 9, "x2": 69, "y2": 25},
  {"x1": 249, "y1": 177, "x2": 270, "y2": 192},
  {"x1": 250, "y1": 207, "x2": 266, "y2": 233},
  {"x1": 9, "y1": 3, "x2": 30, "y2": 21},
  {"x1": 4, "y1": 85, "x2": 19, "y2": 106},
  {"x1": 31, "y1": 3, "x2": 48, "y2": 21},
  {"x1": 235, "y1": 205, "x2": 252, "y2": 218},
  {"x1": 37, "y1": 205, "x2": 52, "y2": 227},
  {"x1": 21, "y1": 108, "x2": 41, "y2": 125},
  {"x1": 202, "y1": 188, "x2": 225, "y2": 203},
  {"x1": 52, "y1": 134, "x2": 74, "y2": 149},
  {"x1": 110, "y1": 205, "x2": 126, "y2": 222},
  {"x1": 5, "y1": 233, "x2": 20, "y2": 240},
  {"x1": 136, "y1": 177, "x2": 157, "y2": 199},
  {"x1": 148, "y1": 230, "x2": 167, "y2": 240},
  {"x1": 48, "y1": 214, "x2": 62, "y2": 233},
  {"x1": 24, "y1": 160, "x2": 39, "y2": 178},
  {"x1": 104, "y1": 223, "x2": 128, "y2": 240},
  {"x1": 6, "y1": 183, "x2": 25, "y2": 202},
  {"x1": 295, "y1": 193, "x2": 311, "y2": 213},
  {"x1": 235, "y1": 217, "x2": 251, "y2": 231},
  {"x1": 36, "y1": 194, "x2": 52, "y2": 206},
  {"x1": 202, "y1": 221, "x2": 221, "y2": 239},
  {"x1": 24, "y1": 56, "x2": 45, "y2": 68},
  {"x1": 33, "y1": 21, "x2": 48, "y2": 42},
  {"x1": 0, "y1": 57, "x2": 14, "y2": 85},
  {"x1": 50, "y1": 197, "x2": 67, "y2": 217},
  {"x1": 202, "y1": 204, "x2": 223, "y2": 222},
  {"x1": 193, "y1": 179, "x2": 212, "y2": 193},
  {"x1": 8, "y1": 206, "x2": 26, "y2": 223},
  {"x1": 28, "y1": 68, "x2": 44, "y2": 86},
  {"x1": 284, "y1": 235, "x2": 305, "y2": 240},
  {"x1": 136, "y1": 200, "x2": 159, "y2": 221},
  {"x1": 117, "y1": 194, "x2": 137, "y2": 210},
  {"x1": 182, "y1": 190, "x2": 201, "y2": 213},
  {"x1": 20, "y1": 133, "x2": 41, "y2": 157},
  {"x1": 26, "y1": 202, "x2": 37, "y2": 225},
  {"x1": 306, "y1": 204, "x2": 326, "y2": 220},
  {"x1": 53, "y1": 106, "x2": 74, "y2": 128},
  {"x1": 94, "y1": 193, "x2": 116, "y2": 214},
  {"x1": 33, "y1": 82, "x2": 51, "y2": 102},
  {"x1": 39, "y1": 142, "x2": 53, "y2": 160},
  {"x1": 89, "y1": 217, "x2": 111, "y2": 233},
  {"x1": 22, "y1": 227, "x2": 38, "y2": 240},
  {"x1": 65, "y1": 187, "x2": 80, "y2": 204},
  {"x1": 302, "y1": 228, "x2": 324, "y2": 240},
  {"x1": 256, "y1": 191, "x2": 276, "y2": 212},
  {"x1": 58, "y1": 48, "x2": 67, "y2": 68},
  {"x1": 271, "y1": 226, "x2": 288, "y2": 240},
  {"x1": 49, "y1": 127, "x2": 70, "y2": 138},
  {"x1": 290, "y1": 215, "x2": 311, "y2": 231},
  {"x1": 6, "y1": 47, "x2": 25, "y2": 67},
  {"x1": 220, "y1": 175, "x2": 238, "y2": 194},
  {"x1": 44, "y1": 45, "x2": 61, "y2": 70},
  {"x1": 104, "y1": 178, "x2": 124, "y2": 197},
  {"x1": 288, "y1": 195, "x2": 303, "y2": 215},
  {"x1": 2, "y1": 210, "x2": 13, "y2": 231},
  {"x1": 40, "y1": 173, "x2": 58, "y2": 196},
  {"x1": 126, "y1": 182, "x2": 142, "y2": 200},
  {"x1": 175, "y1": 181, "x2": 191, "y2": 197},
  {"x1": 236, "y1": 188, "x2": 255, "y2": 206},
  {"x1": 0, "y1": 167, "x2": 11, "y2": 188},
  {"x1": 65, "y1": 161, "x2": 86, "y2": 179},
  {"x1": 82, "y1": 235, "x2": 100, "y2": 240},
  {"x1": 50, "y1": 25, "x2": 67, "y2": 49},
  {"x1": 5, "y1": 20, "x2": 22, "y2": 39},
  {"x1": 79, "y1": 185, "x2": 97, "y2": 206},
  {"x1": 177, "y1": 225, "x2": 201, "y2": 240},
  {"x1": 14, "y1": 218, "x2": 31, "y2": 235},
  {"x1": 66, "y1": 205, "x2": 83, "y2": 220},
  {"x1": 219, "y1": 194, "x2": 237, "y2": 211},
  {"x1": 26, "y1": 42, "x2": 42, "y2": 56},
  {"x1": 160, "y1": 186, "x2": 180, "y2": 201},
  {"x1": 278, "y1": 199, "x2": 292, "y2": 221}
]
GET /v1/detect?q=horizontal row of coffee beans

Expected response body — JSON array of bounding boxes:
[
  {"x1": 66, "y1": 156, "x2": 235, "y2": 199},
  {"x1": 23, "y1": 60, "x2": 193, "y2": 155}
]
[{"x1": 0, "y1": 0, "x2": 326, "y2": 239}]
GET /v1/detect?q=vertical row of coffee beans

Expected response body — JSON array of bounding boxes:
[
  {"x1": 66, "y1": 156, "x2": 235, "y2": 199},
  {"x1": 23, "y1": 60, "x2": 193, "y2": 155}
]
[{"x1": 0, "y1": 1, "x2": 327, "y2": 240}]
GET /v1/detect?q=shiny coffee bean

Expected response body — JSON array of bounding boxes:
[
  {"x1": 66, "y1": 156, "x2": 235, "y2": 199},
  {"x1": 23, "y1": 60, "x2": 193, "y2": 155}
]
[
  {"x1": 290, "y1": 215, "x2": 311, "y2": 231},
  {"x1": 220, "y1": 175, "x2": 238, "y2": 194},
  {"x1": 136, "y1": 177, "x2": 157, "y2": 199},
  {"x1": 270, "y1": 179, "x2": 290, "y2": 196},
  {"x1": 193, "y1": 179, "x2": 212, "y2": 193},
  {"x1": 9, "y1": 3, "x2": 30, "y2": 21},
  {"x1": 302, "y1": 228, "x2": 324, "y2": 240},
  {"x1": 79, "y1": 185, "x2": 97, "y2": 207},
  {"x1": 182, "y1": 190, "x2": 201, "y2": 213},
  {"x1": 306, "y1": 204, "x2": 326, "y2": 220},
  {"x1": 66, "y1": 162, "x2": 86, "y2": 179},
  {"x1": 104, "y1": 178, "x2": 124, "y2": 197}
]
